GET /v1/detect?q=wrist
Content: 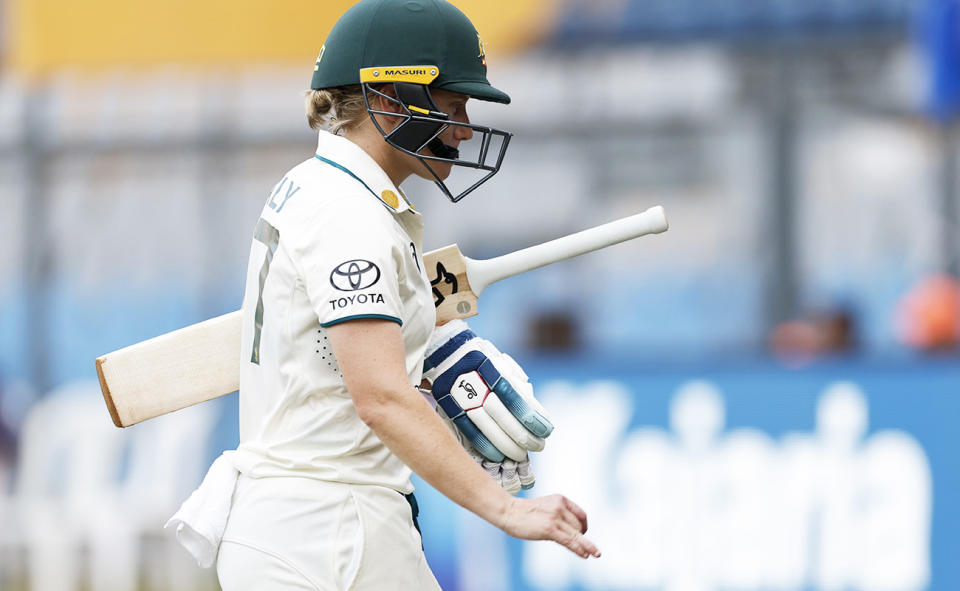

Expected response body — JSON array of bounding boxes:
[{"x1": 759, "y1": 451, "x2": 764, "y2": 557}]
[{"x1": 489, "y1": 490, "x2": 517, "y2": 531}]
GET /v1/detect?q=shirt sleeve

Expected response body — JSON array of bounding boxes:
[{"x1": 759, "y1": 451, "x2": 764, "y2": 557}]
[{"x1": 286, "y1": 197, "x2": 404, "y2": 328}]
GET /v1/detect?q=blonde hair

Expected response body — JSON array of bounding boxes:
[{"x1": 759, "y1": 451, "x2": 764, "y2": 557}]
[{"x1": 304, "y1": 86, "x2": 368, "y2": 133}]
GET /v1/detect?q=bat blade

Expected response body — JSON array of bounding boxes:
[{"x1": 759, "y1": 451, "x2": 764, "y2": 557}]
[
  {"x1": 97, "y1": 311, "x2": 242, "y2": 427},
  {"x1": 98, "y1": 206, "x2": 669, "y2": 427}
]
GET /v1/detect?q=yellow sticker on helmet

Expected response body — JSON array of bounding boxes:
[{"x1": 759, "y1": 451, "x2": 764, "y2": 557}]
[{"x1": 360, "y1": 66, "x2": 440, "y2": 84}]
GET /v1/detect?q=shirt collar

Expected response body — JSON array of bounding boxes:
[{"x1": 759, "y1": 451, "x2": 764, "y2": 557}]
[{"x1": 315, "y1": 130, "x2": 417, "y2": 215}]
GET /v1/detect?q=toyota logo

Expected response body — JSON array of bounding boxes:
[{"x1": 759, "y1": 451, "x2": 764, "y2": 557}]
[{"x1": 330, "y1": 259, "x2": 381, "y2": 291}]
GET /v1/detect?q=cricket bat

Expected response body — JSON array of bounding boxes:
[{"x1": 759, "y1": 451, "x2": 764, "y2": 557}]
[{"x1": 97, "y1": 206, "x2": 669, "y2": 427}]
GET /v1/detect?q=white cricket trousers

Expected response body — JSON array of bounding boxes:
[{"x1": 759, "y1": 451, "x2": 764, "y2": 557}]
[{"x1": 216, "y1": 474, "x2": 442, "y2": 591}]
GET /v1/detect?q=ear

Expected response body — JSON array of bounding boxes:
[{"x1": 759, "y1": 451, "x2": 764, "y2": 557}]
[{"x1": 371, "y1": 84, "x2": 404, "y2": 114}]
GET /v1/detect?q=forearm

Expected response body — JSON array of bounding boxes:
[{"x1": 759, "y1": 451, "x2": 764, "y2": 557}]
[
  {"x1": 360, "y1": 386, "x2": 514, "y2": 528},
  {"x1": 327, "y1": 319, "x2": 598, "y2": 559}
]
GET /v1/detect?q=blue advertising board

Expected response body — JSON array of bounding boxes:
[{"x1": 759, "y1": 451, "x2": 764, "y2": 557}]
[{"x1": 415, "y1": 358, "x2": 960, "y2": 591}]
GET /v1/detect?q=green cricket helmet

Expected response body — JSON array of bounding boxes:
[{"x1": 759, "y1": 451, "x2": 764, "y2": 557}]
[{"x1": 310, "y1": 0, "x2": 513, "y2": 202}]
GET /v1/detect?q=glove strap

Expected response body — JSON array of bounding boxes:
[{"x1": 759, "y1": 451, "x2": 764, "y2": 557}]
[{"x1": 423, "y1": 329, "x2": 476, "y2": 372}]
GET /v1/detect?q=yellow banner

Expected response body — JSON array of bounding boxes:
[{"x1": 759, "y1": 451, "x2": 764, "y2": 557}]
[{"x1": 7, "y1": 0, "x2": 556, "y2": 75}]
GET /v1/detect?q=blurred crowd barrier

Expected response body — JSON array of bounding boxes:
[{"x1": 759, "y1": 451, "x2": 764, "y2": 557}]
[{"x1": 0, "y1": 381, "x2": 223, "y2": 591}]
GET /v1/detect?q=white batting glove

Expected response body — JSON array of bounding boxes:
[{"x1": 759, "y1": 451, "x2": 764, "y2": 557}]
[
  {"x1": 423, "y1": 320, "x2": 552, "y2": 488},
  {"x1": 466, "y1": 434, "x2": 536, "y2": 494},
  {"x1": 425, "y1": 392, "x2": 536, "y2": 494}
]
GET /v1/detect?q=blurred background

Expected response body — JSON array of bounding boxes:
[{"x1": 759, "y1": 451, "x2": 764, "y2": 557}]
[{"x1": 1, "y1": 0, "x2": 959, "y2": 589}]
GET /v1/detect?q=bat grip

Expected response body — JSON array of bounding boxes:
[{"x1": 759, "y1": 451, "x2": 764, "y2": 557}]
[{"x1": 466, "y1": 205, "x2": 668, "y2": 295}]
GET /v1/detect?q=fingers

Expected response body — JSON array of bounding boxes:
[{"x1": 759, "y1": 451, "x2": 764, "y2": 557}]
[
  {"x1": 557, "y1": 502, "x2": 586, "y2": 536},
  {"x1": 499, "y1": 459, "x2": 521, "y2": 495},
  {"x1": 466, "y1": 407, "x2": 528, "y2": 461},
  {"x1": 517, "y1": 460, "x2": 535, "y2": 490},
  {"x1": 483, "y1": 395, "x2": 546, "y2": 452},
  {"x1": 548, "y1": 497, "x2": 599, "y2": 559},
  {"x1": 479, "y1": 458, "x2": 501, "y2": 480},
  {"x1": 557, "y1": 525, "x2": 601, "y2": 559},
  {"x1": 513, "y1": 378, "x2": 552, "y2": 422},
  {"x1": 563, "y1": 497, "x2": 589, "y2": 533},
  {"x1": 550, "y1": 498, "x2": 600, "y2": 559},
  {"x1": 450, "y1": 413, "x2": 505, "y2": 462},
  {"x1": 428, "y1": 336, "x2": 554, "y2": 464},
  {"x1": 434, "y1": 386, "x2": 505, "y2": 462},
  {"x1": 486, "y1": 373, "x2": 554, "y2": 438},
  {"x1": 477, "y1": 346, "x2": 554, "y2": 432},
  {"x1": 501, "y1": 496, "x2": 601, "y2": 559},
  {"x1": 474, "y1": 357, "x2": 553, "y2": 439}
]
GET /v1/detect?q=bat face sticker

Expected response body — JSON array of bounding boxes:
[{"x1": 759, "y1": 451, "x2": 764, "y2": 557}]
[{"x1": 430, "y1": 262, "x2": 458, "y2": 307}]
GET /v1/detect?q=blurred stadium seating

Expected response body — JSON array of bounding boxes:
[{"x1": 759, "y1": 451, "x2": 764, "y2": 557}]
[{"x1": 552, "y1": 0, "x2": 915, "y2": 43}]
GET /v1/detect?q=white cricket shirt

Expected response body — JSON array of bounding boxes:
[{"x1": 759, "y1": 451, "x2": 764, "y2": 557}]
[{"x1": 232, "y1": 131, "x2": 436, "y2": 493}]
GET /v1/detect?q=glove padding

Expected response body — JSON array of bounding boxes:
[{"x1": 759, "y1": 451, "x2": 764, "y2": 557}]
[
  {"x1": 469, "y1": 443, "x2": 536, "y2": 495},
  {"x1": 423, "y1": 320, "x2": 553, "y2": 465},
  {"x1": 422, "y1": 387, "x2": 537, "y2": 494}
]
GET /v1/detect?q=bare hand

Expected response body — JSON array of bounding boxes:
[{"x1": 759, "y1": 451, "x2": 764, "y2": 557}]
[{"x1": 498, "y1": 495, "x2": 601, "y2": 559}]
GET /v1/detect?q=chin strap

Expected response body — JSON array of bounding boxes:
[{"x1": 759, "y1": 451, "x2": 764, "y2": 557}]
[{"x1": 428, "y1": 138, "x2": 459, "y2": 159}]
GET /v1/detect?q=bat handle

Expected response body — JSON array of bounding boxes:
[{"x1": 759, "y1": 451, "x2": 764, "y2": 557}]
[{"x1": 465, "y1": 205, "x2": 668, "y2": 295}]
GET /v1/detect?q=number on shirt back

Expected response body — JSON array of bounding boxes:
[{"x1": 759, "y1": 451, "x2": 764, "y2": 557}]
[{"x1": 251, "y1": 218, "x2": 280, "y2": 364}]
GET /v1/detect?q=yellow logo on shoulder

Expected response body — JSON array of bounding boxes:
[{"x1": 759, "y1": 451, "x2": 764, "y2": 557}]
[
  {"x1": 360, "y1": 66, "x2": 439, "y2": 84},
  {"x1": 381, "y1": 190, "x2": 400, "y2": 209}
]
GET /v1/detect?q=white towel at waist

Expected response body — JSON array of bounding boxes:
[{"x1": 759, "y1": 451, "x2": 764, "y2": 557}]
[{"x1": 164, "y1": 451, "x2": 239, "y2": 568}]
